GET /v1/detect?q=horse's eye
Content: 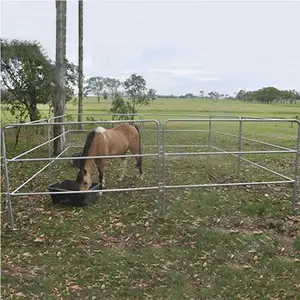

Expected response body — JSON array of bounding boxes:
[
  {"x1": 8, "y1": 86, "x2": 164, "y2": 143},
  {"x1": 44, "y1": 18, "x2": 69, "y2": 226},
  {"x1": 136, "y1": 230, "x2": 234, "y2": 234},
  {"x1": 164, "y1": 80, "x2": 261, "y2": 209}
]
[{"x1": 84, "y1": 182, "x2": 88, "y2": 186}]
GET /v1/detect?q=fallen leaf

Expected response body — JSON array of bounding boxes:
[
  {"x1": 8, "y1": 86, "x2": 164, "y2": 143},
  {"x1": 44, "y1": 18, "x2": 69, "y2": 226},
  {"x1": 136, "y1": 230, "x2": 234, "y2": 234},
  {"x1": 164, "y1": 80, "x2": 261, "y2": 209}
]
[
  {"x1": 70, "y1": 285, "x2": 81, "y2": 291},
  {"x1": 243, "y1": 264, "x2": 252, "y2": 269},
  {"x1": 253, "y1": 230, "x2": 263, "y2": 235},
  {"x1": 34, "y1": 237, "x2": 45, "y2": 243},
  {"x1": 23, "y1": 252, "x2": 32, "y2": 258},
  {"x1": 15, "y1": 292, "x2": 26, "y2": 298}
]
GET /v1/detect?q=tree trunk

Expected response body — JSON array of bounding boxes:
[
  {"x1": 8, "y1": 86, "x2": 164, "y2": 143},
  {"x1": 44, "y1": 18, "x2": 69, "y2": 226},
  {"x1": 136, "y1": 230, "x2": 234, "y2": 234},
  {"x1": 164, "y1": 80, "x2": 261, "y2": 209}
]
[
  {"x1": 77, "y1": 0, "x2": 83, "y2": 130},
  {"x1": 54, "y1": 0, "x2": 67, "y2": 156},
  {"x1": 29, "y1": 102, "x2": 38, "y2": 121},
  {"x1": 28, "y1": 86, "x2": 39, "y2": 121}
]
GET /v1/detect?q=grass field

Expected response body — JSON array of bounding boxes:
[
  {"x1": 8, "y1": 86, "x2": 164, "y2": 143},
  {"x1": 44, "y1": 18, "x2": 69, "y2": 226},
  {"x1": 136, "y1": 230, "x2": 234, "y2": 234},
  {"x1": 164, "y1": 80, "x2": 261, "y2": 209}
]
[
  {"x1": 1, "y1": 97, "x2": 300, "y2": 124},
  {"x1": 1, "y1": 98, "x2": 300, "y2": 299}
]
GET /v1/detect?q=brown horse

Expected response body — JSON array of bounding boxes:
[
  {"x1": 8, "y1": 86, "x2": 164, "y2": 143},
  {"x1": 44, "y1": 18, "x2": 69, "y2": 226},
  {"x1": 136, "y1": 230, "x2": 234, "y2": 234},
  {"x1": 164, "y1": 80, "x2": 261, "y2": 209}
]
[{"x1": 75, "y1": 123, "x2": 142, "y2": 191}]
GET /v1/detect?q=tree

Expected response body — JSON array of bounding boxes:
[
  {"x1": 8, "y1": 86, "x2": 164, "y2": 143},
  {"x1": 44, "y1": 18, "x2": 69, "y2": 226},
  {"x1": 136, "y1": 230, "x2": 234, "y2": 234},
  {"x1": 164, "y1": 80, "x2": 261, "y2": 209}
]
[
  {"x1": 234, "y1": 87, "x2": 300, "y2": 104},
  {"x1": 1, "y1": 39, "x2": 53, "y2": 121},
  {"x1": 214, "y1": 92, "x2": 220, "y2": 99},
  {"x1": 1, "y1": 39, "x2": 77, "y2": 150},
  {"x1": 236, "y1": 89, "x2": 247, "y2": 101},
  {"x1": 1, "y1": 39, "x2": 77, "y2": 105},
  {"x1": 1, "y1": 86, "x2": 30, "y2": 148},
  {"x1": 185, "y1": 93, "x2": 195, "y2": 98},
  {"x1": 109, "y1": 92, "x2": 133, "y2": 120},
  {"x1": 123, "y1": 74, "x2": 156, "y2": 114},
  {"x1": 0, "y1": 89, "x2": 13, "y2": 102},
  {"x1": 1, "y1": 39, "x2": 76, "y2": 118},
  {"x1": 208, "y1": 91, "x2": 220, "y2": 99},
  {"x1": 280, "y1": 89, "x2": 300, "y2": 104},
  {"x1": 199, "y1": 90, "x2": 204, "y2": 98},
  {"x1": 84, "y1": 76, "x2": 104, "y2": 103},
  {"x1": 78, "y1": 0, "x2": 83, "y2": 130},
  {"x1": 255, "y1": 87, "x2": 281, "y2": 104},
  {"x1": 109, "y1": 74, "x2": 156, "y2": 119},
  {"x1": 235, "y1": 89, "x2": 256, "y2": 102},
  {"x1": 103, "y1": 77, "x2": 122, "y2": 99},
  {"x1": 54, "y1": 0, "x2": 67, "y2": 155}
]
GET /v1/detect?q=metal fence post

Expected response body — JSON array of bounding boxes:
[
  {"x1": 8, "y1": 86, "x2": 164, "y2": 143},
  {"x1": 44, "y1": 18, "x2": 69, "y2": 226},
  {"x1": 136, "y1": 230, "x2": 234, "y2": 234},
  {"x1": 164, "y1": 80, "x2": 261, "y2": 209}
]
[
  {"x1": 140, "y1": 114, "x2": 144, "y2": 133},
  {"x1": 67, "y1": 124, "x2": 71, "y2": 156},
  {"x1": 47, "y1": 119, "x2": 54, "y2": 185},
  {"x1": 208, "y1": 116, "x2": 212, "y2": 147},
  {"x1": 237, "y1": 117, "x2": 243, "y2": 179},
  {"x1": 1, "y1": 129, "x2": 15, "y2": 230},
  {"x1": 158, "y1": 121, "x2": 166, "y2": 219},
  {"x1": 292, "y1": 121, "x2": 300, "y2": 211}
]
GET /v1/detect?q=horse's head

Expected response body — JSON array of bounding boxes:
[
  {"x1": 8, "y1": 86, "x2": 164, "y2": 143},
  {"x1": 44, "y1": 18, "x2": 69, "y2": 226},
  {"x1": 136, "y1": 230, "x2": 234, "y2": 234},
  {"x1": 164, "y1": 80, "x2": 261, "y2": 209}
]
[{"x1": 76, "y1": 168, "x2": 93, "y2": 191}]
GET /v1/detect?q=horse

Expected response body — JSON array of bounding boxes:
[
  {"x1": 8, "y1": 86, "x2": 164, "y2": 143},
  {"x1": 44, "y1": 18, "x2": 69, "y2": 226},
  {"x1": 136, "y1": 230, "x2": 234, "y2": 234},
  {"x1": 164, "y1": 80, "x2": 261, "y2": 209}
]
[{"x1": 75, "y1": 123, "x2": 142, "y2": 191}]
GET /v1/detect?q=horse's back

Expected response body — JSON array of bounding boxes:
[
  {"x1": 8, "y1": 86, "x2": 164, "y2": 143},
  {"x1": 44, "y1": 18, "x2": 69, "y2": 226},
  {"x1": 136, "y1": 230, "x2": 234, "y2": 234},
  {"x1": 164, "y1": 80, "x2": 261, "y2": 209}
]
[
  {"x1": 104, "y1": 124, "x2": 139, "y2": 154},
  {"x1": 112, "y1": 123, "x2": 137, "y2": 134}
]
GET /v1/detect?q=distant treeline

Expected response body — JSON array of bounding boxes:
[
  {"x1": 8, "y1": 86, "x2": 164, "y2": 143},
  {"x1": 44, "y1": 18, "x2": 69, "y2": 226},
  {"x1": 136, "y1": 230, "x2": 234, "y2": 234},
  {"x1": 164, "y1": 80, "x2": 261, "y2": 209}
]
[
  {"x1": 156, "y1": 92, "x2": 232, "y2": 99},
  {"x1": 155, "y1": 87, "x2": 300, "y2": 104},
  {"x1": 235, "y1": 87, "x2": 300, "y2": 104}
]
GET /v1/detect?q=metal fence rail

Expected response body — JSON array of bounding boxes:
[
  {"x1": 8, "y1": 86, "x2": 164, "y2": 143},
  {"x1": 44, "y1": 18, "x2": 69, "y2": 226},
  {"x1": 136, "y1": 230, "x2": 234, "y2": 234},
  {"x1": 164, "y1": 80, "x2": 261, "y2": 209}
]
[
  {"x1": 212, "y1": 130, "x2": 294, "y2": 151},
  {"x1": 1, "y1": 118, "x2": 161, "y2": 230},
  {"x1": 161, "y1": 118, "x2": 300, "y2": 217},
  {"x1": 1, "y1": 115, "x2": 299, "y2": 230},
  {"x1": 210, "y1": 145, "x2": 294, "y2": 182}
]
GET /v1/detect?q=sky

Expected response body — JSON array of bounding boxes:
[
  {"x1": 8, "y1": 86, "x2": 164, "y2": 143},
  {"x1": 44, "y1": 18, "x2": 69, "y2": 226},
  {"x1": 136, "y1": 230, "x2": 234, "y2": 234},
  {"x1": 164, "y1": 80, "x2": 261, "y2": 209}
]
[{"x1": 1, "y1": 0, "x2": 300, "y2": 96}]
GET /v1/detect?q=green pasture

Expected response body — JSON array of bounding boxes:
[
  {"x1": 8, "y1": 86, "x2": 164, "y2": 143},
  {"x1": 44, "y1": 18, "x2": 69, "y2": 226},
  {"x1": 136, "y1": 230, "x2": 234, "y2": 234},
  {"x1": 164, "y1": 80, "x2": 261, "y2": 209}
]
[
  {"x1": 1, "y1": 97, "x2": 300, "y2": 125},
  {"x1": 68, "y1": 97, "x2": 300, "y2": 118},
  {"x1": 1, "y1": 98, "x2": 300, "y2": 299}
]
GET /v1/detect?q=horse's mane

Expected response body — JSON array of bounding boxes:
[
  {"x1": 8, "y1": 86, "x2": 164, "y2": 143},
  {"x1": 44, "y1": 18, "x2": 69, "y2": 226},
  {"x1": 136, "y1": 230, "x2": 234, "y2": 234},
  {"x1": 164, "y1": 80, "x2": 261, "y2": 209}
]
[{"x1": 79, "y1": 130, "x2": 96, "y2": 170}]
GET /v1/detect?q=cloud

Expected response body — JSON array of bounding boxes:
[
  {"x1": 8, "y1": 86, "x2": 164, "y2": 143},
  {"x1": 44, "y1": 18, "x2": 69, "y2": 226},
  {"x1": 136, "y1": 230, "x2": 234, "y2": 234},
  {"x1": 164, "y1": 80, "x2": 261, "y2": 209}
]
[
  {"x1": 192, "y1": 77, "x2": 220, "y2": 82},
  {"x1": 1, "y1": 0, "x2": 299, "y2": 95},
  {"x1": 148, "y1": 68, "x2": 204, "y2": 76},
  {"x1": 148, "y1": 68, "x2": 220, "y2": 82}
]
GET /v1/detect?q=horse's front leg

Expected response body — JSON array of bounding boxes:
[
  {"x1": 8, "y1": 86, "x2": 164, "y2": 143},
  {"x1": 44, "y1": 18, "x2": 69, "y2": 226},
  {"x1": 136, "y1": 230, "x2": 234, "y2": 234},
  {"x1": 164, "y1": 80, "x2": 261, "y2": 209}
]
[{"x1": 95, "y1": 159, "x2": 106, "y2": 191}]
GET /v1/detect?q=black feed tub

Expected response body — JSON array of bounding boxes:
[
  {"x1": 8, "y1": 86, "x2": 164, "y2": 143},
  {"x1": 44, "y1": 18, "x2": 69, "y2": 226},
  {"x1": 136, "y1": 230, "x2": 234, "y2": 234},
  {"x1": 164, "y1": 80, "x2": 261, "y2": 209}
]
[{"x1": 48, "y1": 179, "x2": 101, "y2": 207}]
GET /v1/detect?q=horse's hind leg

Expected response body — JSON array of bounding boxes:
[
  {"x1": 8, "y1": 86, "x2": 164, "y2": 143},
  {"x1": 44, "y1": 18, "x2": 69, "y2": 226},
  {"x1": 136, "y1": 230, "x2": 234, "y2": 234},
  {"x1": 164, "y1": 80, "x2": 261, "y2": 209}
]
[
  {"x1": 129, "y1": 145, "x2": 143, "y2": 178},
  {"x1": 118, "y1": 157, "x2": 127, "y2": 182},
  {"x1": 95, "y1": 159, "x2": 106, "y2": 191}
]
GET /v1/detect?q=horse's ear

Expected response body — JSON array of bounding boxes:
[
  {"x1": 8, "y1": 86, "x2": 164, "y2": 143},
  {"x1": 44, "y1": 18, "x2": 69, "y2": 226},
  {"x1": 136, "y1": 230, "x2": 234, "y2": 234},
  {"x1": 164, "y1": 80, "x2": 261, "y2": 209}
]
[{"x1": 83, "y1": 168, "x2": 87, "y2": 175}]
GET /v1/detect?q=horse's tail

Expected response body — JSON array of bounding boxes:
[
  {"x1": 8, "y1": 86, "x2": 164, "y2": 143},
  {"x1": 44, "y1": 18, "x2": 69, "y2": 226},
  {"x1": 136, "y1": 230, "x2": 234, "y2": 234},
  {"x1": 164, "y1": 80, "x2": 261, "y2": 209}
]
[{"x1": 134, "y1": 125, "x2": 142, "y2": 175}]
